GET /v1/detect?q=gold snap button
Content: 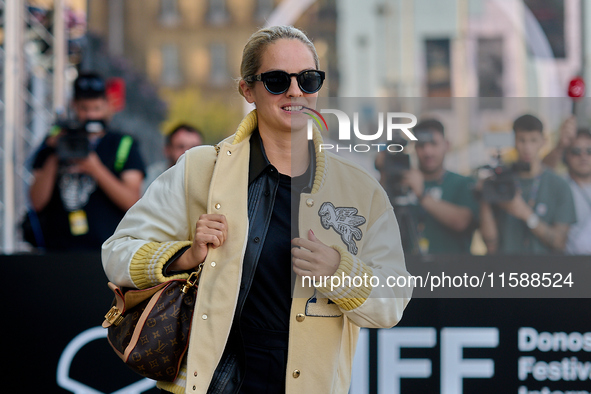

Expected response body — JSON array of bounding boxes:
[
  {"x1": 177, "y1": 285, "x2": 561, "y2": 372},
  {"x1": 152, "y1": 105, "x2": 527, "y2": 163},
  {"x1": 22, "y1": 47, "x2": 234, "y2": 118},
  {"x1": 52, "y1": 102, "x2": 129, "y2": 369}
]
[
  {"x1": 293, "y1": 369, "x2": 301, "y2": 378},
  {"x1": 296, "y1": 313, "x2": 305, "y2": 322},
  {"x1": 202, "y1": 314, "x2": 208, "y2": 320},
  {"x1": 215, "y1": 203, "x2": 221, "y2": 210},
  {"x1": 306, "y1": 198, "x2": 314, "y2": 207}
]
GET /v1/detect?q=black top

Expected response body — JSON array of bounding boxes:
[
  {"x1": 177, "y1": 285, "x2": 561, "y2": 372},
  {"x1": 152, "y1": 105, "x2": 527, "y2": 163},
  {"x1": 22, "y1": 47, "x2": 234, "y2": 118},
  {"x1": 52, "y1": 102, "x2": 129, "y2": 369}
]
[
  {"x1": 239, "y1": 129, "x2": 314, "y2": 332},
  {"x1": 240, "y1": 164, "x2": 312, "y2": 332},
  {"x1": 30, "y1": 131, "x2": 146, "y2": 251}
]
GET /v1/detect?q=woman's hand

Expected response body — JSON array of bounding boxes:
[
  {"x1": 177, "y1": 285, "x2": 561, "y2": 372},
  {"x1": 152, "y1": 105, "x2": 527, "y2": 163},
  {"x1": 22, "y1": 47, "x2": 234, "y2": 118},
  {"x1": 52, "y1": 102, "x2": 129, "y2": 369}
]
[
  {"x1": 170, "y1": 214, "x2": 228, "y2": 271},
  {"x1": 291, "y1": 230, "x2": 341, "y2": 279}
]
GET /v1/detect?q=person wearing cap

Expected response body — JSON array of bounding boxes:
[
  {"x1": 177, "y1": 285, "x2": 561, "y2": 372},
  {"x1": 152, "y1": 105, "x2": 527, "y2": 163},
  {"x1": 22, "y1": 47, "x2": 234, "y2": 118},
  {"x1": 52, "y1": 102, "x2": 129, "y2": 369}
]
[{"x1": 26, "y1": 72, "x2": 146, "y2": 250}]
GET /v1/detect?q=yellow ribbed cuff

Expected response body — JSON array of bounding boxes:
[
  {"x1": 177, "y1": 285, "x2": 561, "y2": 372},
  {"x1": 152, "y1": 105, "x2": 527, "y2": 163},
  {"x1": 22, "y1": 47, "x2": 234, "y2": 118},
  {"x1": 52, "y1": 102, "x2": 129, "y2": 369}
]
[
  {"x1": 156, "y1": 364, "x2": 187, "y2": 394},
  {"x1": 130, "y1": 241, "x2": 193, "y2": 289},
  {"x1": 156, "y1": 363, "x2": 187, "y2": 393},
  {"x1": 315, "y1": 245, "x2": 374, "y2": 311}
]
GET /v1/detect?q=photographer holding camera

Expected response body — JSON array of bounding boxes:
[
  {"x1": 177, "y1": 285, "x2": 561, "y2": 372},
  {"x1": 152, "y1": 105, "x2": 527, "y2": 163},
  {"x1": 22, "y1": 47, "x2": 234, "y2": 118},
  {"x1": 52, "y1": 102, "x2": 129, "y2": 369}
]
[
  {"x1": 479, "y1": 115, "x2": 576, "y2": 254},
  {"x1": 26, "y1": 72, "x2": 146, "y2": 251},
  {"x1": 377, "y1": 119, "x2": 478, "y2": 254}
]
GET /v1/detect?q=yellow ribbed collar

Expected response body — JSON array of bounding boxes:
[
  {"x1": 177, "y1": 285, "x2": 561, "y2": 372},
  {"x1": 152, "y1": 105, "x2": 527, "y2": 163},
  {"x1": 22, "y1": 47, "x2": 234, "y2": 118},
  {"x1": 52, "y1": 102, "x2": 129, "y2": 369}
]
[{"x1": 227, "y1": 109, "x2": 327, "y2": 194}]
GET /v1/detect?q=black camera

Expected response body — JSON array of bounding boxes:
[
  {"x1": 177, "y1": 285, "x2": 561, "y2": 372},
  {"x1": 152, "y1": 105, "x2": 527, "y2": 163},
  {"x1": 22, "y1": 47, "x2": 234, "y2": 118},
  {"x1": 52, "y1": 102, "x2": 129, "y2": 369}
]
[
  {"x1": 480, "y1": 161, "x2": 530, "y2": 203},
  {"x1": 381, "y1": 128, "x2": 437, "y2": 200},
  {"x1": 380, "y1": 134, "x2": 410, "y2": 199},
  {"x1": 476, "y1": 132, "x2": 531, "y2": 203},
  {"x1": 382, "y1": 152, "x2": 410, "y2": 198},
  {"x1": 56, "y1": 120, "x2": 106, "y2": 160}
]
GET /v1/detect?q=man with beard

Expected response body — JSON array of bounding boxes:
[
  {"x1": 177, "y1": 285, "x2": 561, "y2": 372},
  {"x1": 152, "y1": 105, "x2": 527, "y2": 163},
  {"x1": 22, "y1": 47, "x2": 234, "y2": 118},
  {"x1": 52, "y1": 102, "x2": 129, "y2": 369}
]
[
  {"x1": 563, "y1": 129, "x2": 591, "y2": 254},
  {"x1": 384, "y1": 118, "x2": 478, "y2": 254},
  {"x1": 542, "y1": 119, "x2": 591, "y2": 255}
]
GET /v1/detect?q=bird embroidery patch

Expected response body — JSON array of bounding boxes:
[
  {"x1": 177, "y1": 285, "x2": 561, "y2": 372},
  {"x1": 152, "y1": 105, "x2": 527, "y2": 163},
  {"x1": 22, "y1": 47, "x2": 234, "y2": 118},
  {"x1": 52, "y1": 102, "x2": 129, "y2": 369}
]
[{"x1": 318, "y1": 201, "x2": 366, "y2": 255}]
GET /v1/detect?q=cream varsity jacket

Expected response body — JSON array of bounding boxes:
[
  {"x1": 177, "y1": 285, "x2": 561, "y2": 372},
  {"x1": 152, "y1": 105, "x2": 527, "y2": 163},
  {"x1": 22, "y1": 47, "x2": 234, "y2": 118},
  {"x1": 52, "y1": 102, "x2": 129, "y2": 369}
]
[{"x1": 102, "y1": 110, "x2": 412, "y2": 394}]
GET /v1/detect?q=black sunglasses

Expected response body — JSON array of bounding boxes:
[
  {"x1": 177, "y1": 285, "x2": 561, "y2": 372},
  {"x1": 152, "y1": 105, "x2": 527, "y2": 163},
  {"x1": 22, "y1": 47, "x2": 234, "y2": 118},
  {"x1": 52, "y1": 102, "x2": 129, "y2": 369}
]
[
  {"x1": 244, "y1": 70, "x2": 325, "y2": 94},
  {"x1": 569, "y1": 147, "x2": 591, "y2": 156}
]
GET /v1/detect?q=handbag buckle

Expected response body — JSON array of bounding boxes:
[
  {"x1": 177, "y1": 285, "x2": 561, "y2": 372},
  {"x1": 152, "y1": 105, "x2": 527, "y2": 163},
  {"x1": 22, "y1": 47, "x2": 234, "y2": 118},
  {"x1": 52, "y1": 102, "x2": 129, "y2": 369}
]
[
  {"x1": 105, "y1": 306, "x2": 124, "y2": 326},
  {"x1": 182, "y1": 263, "x2": 204, "y2": 294}
]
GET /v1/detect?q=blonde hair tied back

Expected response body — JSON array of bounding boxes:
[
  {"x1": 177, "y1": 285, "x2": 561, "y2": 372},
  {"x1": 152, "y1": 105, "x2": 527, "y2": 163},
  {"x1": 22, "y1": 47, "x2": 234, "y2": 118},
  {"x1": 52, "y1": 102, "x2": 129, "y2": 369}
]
[{"x1": 238, "y1": 25, "x2": 320, "y2": 97}]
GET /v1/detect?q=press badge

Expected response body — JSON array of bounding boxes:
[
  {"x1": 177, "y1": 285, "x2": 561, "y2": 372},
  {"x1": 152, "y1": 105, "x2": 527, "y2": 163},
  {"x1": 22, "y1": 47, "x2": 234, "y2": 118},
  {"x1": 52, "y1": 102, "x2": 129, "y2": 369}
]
[
  {"x1": 69, "y1": 210, "x2": 89, "y2": 236},
  {"x1": 419, "y1": 237, "x2": 429, "y2": 254}
]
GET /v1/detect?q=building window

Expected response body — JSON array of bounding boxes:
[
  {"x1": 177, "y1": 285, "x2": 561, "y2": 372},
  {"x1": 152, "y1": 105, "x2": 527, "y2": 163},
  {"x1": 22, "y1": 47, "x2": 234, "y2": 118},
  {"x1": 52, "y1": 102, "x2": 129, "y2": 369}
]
[
  {"x1": 425, "y1": 38, "x2": 451, "y2": 97},
  {"x1": 159, "y1": 0, "x2": 180, "y2": 27},
  {"x1": 161, "y1": 44, "x2": 181, "y2": 86},
  {"x1": 524, "y1": 0, "x2": 566, "y2": 58},
  {"x1": 207, "y1": 0, "x2": 229, "y2": 25},
  {"x1": 478, "y1": 37, "x2": 504, "y2": 98},
  {"x1": 210, "y1": 43, "x2": 227, "y2": 86},
  {"x1": 256, "y1": 0, "x2": 274, "y2": 22}
]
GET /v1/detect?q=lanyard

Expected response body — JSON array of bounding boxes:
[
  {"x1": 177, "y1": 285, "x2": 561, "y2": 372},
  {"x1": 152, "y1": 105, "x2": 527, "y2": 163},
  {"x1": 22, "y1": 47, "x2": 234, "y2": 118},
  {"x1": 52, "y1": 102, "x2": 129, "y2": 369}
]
[
  {"x1": 525, "y1": 172, "x2": 543, "y2": 208},
  {"x1": 416, "y1": 171, "x2": 448, "y2": 253},
  {"x1": 422, "y1": 170, "x2": 448, "y2": 197},
  {"x1": 419, "y1": 171, "x2": 448, "y2": 209},
  {"x1": 522, "y1": 172, "x2": 542, "y2": 249}
]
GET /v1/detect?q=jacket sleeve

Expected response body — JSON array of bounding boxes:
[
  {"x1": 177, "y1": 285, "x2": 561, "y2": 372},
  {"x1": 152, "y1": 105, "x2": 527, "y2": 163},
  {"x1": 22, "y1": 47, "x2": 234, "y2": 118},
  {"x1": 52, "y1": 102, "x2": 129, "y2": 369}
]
[
  {"x1": 315, "y1": 204, "x2": 413, "y2": 329},
  {"x1": 102, "y1": 154, "x2": 193, "y2": 289}
]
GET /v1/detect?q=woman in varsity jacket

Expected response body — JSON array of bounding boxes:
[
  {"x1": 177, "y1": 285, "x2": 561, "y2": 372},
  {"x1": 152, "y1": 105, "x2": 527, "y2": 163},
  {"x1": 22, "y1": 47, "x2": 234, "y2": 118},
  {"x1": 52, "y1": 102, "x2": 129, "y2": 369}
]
[{"x1": 102, "y1": 25, "x2": 412, "y2": 394}]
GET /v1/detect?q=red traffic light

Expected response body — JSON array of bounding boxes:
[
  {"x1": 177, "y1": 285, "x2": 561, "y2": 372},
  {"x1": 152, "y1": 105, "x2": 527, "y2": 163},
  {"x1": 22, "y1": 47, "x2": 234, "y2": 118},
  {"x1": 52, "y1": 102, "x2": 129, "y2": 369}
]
[
  {"x1": 106, "y1": 77, "x2": 126, "y2": 113},
  {"x1": 568, "y1": 76, "x2": 585, "y2": 99}
]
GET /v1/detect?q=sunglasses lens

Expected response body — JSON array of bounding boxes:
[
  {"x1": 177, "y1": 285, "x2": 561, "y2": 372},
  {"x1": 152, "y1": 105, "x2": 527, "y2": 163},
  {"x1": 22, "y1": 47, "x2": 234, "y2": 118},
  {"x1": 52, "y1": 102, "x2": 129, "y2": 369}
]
[
  {"x1": 569, "y1": 148, "x2": 591, "y2": 156},
  {"x1": 298, "y1": 71, "x2": 323, "y2": 93},
  {"x1": 263, "y1": 72, "x2": 290, "y2": 94},
  {"x1": 259, "y1": 70, "x2": 325, "y2": 94}
]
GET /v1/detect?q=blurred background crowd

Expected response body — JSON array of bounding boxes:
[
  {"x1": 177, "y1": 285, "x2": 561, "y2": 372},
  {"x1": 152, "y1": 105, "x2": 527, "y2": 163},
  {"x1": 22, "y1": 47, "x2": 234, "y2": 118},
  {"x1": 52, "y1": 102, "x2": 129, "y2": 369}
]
[{"x1": 1, "y1": 0, "x2": 590, "y2": 256}]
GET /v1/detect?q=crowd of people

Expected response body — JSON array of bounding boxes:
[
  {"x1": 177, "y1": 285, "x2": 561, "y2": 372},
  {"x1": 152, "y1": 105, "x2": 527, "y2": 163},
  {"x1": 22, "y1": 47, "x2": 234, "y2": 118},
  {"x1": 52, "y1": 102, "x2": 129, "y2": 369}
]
[
  {"x1": 23, "y1": 72, "x2": 590, "y2": 257},
  {"x1": 377, "y1": 114, "x2": 591, "y2": 256},
  {"x1": 20, "y1": 24, "x2": 588, "y2": 394}
]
